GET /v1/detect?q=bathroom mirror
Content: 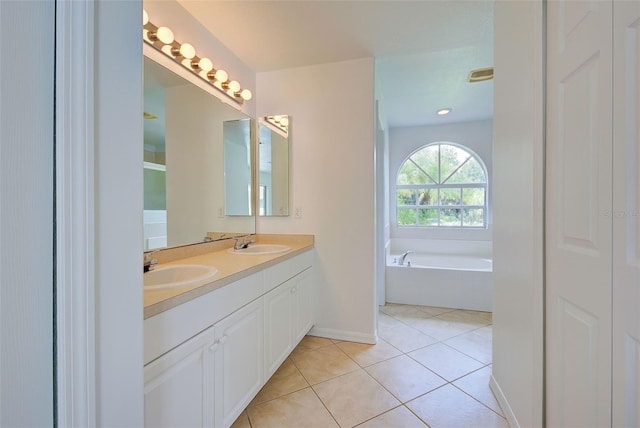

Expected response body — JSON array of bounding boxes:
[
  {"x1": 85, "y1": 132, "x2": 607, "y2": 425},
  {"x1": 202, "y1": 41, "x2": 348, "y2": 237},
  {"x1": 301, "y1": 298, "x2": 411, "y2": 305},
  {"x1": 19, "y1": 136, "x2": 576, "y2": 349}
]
[
  {"x1": 258, "y1": 116, "x2": 290, "y2": 216},
  {"x1": 143, "y1": 55, "x2": 255, "y2": 250}
]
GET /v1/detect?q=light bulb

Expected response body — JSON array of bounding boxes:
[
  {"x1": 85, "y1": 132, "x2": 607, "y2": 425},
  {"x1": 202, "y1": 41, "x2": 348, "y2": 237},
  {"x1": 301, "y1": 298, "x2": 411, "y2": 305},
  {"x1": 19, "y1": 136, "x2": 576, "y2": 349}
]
[
  {"x1": 214, "y1": 69, "x2": 228, "y2": 82},
  {"x1": 156, "y1": 26, "x2": 174, "y2": 44},
  {"x1": 198, "y1": 58, "x2": 213, "y2": 72},
  {"x1": 143, "y1": 9, "x2": 149, "y2": 25},
  {"x1": 437, "y1": 108, "x2": 452, "y2": 116},
  {"x1": 239, "y1": 89, "x2": 252, "y2": 101},
  {"x1": 206, "y1": 68, "x2": 227, "y2": 82},
  {"x1": 224, "y1": 80, "x2": 240, "y2": 92},
  {"x1": 280, "y1": 116, "x2": 289, "y2": 126},
  {"x1": 171, "y1": 43, "x2": 195, "y2": 59}
]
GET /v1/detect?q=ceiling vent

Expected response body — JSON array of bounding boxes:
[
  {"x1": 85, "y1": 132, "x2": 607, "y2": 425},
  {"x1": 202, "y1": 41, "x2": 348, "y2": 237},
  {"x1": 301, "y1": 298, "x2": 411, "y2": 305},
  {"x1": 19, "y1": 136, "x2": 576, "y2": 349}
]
[{"x1": 467, "y1": 67, "x2": 494, "y2": 83}]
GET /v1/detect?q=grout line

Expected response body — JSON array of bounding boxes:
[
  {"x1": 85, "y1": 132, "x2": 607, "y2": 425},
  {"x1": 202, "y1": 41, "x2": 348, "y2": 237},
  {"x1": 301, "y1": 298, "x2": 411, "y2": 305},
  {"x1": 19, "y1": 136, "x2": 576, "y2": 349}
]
[
  {"x1": 450, "y1": 382, "x2": 507, "y2": 419},
  {"x1": 438, "y1": 341, "x2": 491, "y2": 366},
  {"x1": 402, "y1": 404, "x2": 432, "y2": 427},
  {"x1": 308, "y1": 382, "x2": 343, "y2": 427},
  {"x1": 246, "y1": 357, "x2": 313, "y2": 409}
]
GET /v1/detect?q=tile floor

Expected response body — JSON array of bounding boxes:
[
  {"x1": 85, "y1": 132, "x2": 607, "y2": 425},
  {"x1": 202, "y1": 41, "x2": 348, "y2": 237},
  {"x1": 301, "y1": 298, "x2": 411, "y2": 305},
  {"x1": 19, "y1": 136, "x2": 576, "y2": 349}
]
[{"x1": 232, "y1": 304, "x2": 507, "y2": 428}]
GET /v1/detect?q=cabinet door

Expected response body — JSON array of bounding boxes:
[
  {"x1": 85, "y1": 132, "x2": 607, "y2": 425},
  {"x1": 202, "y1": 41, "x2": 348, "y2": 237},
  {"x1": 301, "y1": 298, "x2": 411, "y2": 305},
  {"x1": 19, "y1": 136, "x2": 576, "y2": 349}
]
[
  {"x1": 292, "y1": 268, "x2": 314, "y2": 344},
  {"x1": 264, "y1": 280, "x2": 293, "y2": 378},
  {"x1": 214, "y1": 298, "x2": 264, "y2": 428},
  {"x1": 144, "y1": 327, "x2": 215, "y2": 428}
]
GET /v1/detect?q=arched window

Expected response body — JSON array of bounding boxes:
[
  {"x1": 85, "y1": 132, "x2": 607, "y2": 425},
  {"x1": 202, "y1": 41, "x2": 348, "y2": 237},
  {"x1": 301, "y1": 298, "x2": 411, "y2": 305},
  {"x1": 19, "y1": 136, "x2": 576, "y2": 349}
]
[{"x1": 396, "y1": 143, "x2": 488, "y2": 228}]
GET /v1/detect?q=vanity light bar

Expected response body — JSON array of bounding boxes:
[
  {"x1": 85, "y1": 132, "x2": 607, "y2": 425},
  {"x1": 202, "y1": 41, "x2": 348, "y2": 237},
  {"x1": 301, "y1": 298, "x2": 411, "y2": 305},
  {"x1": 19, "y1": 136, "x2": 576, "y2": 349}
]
[
  {"x1": 142, "y1": 11, "x2": 253, "y2": 104},
  {"x1": 265, "y1": 115, "x2": 289, "y2": 135}
]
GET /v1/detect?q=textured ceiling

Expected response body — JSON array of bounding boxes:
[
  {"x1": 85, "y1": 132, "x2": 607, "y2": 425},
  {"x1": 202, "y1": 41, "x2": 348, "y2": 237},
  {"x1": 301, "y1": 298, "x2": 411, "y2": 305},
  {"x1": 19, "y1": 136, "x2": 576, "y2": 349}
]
[{"x1": 177, "y1": 0, "x2": 494, "y2": 128}]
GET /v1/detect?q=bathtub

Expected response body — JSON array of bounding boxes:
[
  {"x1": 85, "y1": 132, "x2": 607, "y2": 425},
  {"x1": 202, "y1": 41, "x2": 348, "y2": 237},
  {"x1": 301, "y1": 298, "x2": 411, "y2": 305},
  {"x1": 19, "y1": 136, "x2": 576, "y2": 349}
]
[{"x1": 385, "y1": 240, "x2": 493, "y2": 312}]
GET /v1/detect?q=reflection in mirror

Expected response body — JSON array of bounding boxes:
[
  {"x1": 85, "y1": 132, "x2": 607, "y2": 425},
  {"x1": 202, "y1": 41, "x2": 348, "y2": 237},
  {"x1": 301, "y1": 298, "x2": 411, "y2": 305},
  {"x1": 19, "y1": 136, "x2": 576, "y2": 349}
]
[
  {"x1": 224, "y1": 119, "x2": 253, "y2": 216},
  {"x1": 143, "y1": 56, "x2": 255, "y2": 251},
  {"x1": 258, "y1": 116, "x2": 290, "y2": 216}
]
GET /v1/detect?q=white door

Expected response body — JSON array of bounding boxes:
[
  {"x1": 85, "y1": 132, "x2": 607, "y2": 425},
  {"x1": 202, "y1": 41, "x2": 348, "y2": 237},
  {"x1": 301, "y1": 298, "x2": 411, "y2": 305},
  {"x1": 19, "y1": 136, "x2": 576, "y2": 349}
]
[
  {"x1": 546, "y1": 1, "x2": 613, "y2": 426},
  {"x1": 612, "y1": 1, "x2": 640, "y2": 425}
]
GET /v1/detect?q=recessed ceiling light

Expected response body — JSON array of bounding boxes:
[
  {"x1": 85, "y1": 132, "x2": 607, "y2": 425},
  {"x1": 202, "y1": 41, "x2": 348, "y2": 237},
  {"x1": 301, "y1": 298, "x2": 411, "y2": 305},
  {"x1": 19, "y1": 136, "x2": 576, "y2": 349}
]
[{"x1": 437, "y1": 108, "x2": 452, "y2": 116}]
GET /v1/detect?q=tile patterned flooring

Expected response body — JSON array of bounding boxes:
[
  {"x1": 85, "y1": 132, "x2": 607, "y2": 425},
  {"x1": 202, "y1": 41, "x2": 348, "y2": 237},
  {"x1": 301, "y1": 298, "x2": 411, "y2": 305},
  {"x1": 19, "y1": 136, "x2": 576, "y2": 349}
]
[{"x1": 232, "y1": 304, "x2": 507, "y2": 428}]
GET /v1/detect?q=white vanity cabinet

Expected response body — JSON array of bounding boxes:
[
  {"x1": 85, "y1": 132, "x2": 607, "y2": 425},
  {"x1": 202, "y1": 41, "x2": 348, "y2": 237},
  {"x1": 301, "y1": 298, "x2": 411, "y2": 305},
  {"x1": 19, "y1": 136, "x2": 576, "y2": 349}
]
[{"x1": 143, "y1": 249, "x2": 314, "y2": 428}]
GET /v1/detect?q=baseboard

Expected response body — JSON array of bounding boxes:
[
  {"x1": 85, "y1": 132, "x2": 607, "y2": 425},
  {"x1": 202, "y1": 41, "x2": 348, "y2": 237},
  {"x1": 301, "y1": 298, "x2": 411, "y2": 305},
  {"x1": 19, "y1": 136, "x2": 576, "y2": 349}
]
[
  {"x1": 489, "y1": 373, "x2": 520, "y2": 428},
  {"x1": 308, "y1": 326, "x2": 377, "y2": 345}
]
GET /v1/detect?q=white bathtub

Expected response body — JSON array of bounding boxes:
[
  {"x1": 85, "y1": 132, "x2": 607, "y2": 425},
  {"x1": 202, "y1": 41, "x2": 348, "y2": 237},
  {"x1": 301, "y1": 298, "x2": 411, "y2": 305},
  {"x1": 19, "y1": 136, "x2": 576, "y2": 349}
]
[{"x1": 385, "y1": 240, "x2": 493, "y2": 312}]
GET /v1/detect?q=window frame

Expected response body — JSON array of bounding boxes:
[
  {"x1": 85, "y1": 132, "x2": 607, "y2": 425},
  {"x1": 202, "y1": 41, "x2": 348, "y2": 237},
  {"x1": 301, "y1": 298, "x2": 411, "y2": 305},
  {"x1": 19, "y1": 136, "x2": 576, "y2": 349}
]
[{"x1": 395, "y1": 142, "x2": 488, "y2": 229}]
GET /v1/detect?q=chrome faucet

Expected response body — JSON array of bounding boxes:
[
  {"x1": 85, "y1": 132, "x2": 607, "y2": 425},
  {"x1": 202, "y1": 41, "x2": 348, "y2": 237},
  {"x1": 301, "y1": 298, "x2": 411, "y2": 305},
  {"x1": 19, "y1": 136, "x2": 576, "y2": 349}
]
[
  {"x1": 397, "y1": 251, "x2": 413, "y2": 266},
  {"x1": 143, "y1": 251, "x2": 158, "y2": 273},
  {"x1": 234, "y1": 235, "x2": 253, "y2": 250}
]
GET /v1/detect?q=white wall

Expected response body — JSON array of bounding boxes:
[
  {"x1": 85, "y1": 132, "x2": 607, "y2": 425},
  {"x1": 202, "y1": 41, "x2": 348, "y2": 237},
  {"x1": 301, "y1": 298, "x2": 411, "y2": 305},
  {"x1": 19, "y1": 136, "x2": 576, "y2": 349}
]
[
  {"x1": 256, "y1": 59, "x2": 378, "y2": 343},
  {"x1": 389, "y1": 119, "x2": 493, "y2": 241},
  {"x1": 0, "y1": 1, "x2": 54, "y2": 425},
  {"x1": 491, "y1": 1, "x2": 544, "y2": 427},
  {"x1": 94, "y1": 1, "x2": 145, "y2": 425}
]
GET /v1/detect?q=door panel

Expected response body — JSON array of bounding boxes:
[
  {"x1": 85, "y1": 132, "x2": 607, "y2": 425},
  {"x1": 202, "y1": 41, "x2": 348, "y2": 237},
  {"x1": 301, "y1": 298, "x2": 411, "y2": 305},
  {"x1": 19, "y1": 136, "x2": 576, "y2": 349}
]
[
  {"x1": 556, "y1": 299, "x2": 601, "y2": 427},
  {"x1": 613, "y1": 1, "x2": 640, "y2": 426},
  {"x1": 546, "y1": 1, "x2": 613, "y2": 426},
  {"x1": 558, "y1": 53, "x2": 601, "y2": 253}
]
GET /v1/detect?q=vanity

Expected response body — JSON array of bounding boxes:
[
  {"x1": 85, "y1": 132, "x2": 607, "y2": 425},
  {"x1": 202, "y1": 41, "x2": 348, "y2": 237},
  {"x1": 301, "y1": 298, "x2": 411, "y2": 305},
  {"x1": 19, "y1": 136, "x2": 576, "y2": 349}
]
[
  {"x1": 140, "y1": 18, "x2": 308, "y2": 428},
  {"x1": 140, "y1": 13, "x2": 304, "y2": 426},
  {"x1": 144, "y1": 235, "x2": 314, "y2": 428}
]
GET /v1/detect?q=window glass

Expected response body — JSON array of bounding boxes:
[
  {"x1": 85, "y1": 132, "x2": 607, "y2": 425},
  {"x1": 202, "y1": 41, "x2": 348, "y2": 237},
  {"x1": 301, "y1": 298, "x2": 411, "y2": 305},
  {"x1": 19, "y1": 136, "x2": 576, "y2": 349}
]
[{"x1": 396, "y1": 143, "x2": 487, "y2": 228}]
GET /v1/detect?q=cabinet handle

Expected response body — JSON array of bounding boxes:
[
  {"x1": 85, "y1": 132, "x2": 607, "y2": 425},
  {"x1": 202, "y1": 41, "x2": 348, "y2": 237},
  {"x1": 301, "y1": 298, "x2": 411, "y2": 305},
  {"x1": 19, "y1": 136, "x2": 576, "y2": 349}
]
[
  {"x1": 219, "y1": 335, "x2": 228, "y2": 345},
  {"x1": 209, "y1": 341, "x2": 219, "y2": 352}
]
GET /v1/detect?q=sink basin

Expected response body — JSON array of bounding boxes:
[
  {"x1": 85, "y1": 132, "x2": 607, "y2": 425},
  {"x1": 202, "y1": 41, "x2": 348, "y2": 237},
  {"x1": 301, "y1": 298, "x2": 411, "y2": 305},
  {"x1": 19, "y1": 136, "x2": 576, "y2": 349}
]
[
  {"x1": 144, "y1": 264, "x2": 218, "y2": 291},
  {"x1": 228, "y1": 244, "x2": 291, "y2": 255}
]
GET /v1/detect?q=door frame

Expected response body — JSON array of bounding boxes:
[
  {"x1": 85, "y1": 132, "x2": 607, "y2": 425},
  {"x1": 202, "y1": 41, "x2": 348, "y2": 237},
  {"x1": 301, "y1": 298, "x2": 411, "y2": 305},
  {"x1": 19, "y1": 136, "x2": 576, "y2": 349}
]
[{"x1": 55, "y1": 1, "x2": 144, "y2": 425}]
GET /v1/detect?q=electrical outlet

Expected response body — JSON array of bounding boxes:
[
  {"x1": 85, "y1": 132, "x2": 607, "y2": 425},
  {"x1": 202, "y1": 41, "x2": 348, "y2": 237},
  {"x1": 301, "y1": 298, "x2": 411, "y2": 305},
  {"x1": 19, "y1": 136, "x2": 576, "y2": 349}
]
[{"x1": 294, "y1": 207, "x2": 303, "y2": 219}]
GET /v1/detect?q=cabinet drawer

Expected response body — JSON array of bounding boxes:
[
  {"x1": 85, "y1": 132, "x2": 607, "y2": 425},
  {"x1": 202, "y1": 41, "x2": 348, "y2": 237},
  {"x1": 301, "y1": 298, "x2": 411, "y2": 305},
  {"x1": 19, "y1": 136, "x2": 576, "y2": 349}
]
[
  {"x1": 263, "y1": 250, "x2": 313, "y2": 293},
  {"x1": 144, "y1": 271, "x2": 263, "y2": 365}
]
